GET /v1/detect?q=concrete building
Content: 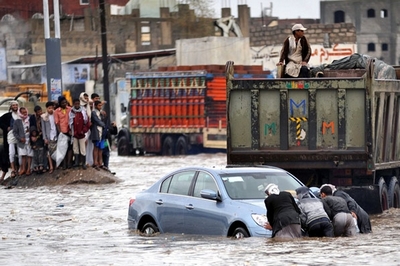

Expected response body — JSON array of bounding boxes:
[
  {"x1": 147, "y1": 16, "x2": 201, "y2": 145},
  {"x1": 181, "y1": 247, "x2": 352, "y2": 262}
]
[
  {"x1": 320, "y1": 0, "x2": 400, "y2": 65},
  {"x1": 0, "y1": 0, "x2": 129, "y2": 20},
  {"x1": 0, "y1": 2, "x2": 360, "y2": 85},
  {"x1": 1, "y1": 3, "x2": 215, "y2": 84}
]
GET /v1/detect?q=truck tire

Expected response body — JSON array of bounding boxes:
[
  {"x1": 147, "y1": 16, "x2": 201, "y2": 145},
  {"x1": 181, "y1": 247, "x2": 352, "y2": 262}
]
[
  {"x1": 388, "y1": 176, "x2": 400, "y2": 208},
  {"x1": 379, "y1": 177, "x2": 389, "y2": 211},
  {"x1": 118, "y1": 136, "x2": 130, "y2": 156},
  {"x1": 162, "y1": 136, "x2": 175, "y2": 156},
  {"x1": 175, "y1": 136, "x2": 188, "y2": 155}
]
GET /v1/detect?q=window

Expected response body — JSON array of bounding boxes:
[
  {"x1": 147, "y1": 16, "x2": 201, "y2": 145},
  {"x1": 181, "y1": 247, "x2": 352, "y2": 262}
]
[
  {"x1": 193, "y1": 172, "x2": 218, "y2": 198},
  {"x1": 367, "y1": 8, "x2": 375, "y2": 18},
  {"x1": 382, "y1": 43, "x2": 388, "y2": 51},
  {"x1": 80, "y1": 0, "x2": 89, "y2": 5},
  {"x1": 381, "y1": 9, "x2": 388, "y2": 18},
  {"x1": 141, "y1": 22, "x2": 151, "y2": 46},
  {"x1": 160, "y1": 176, "x2": 172, "y2": 193},
  {"x1": 163, "y1": 171, "x2": 195, "y2": 195},
  {"x1": 334, "y1": 10, "x2": 345, "y2": 23},
  {"x1": 368, "y1": 43, "x2": 376, "y2": 52}
]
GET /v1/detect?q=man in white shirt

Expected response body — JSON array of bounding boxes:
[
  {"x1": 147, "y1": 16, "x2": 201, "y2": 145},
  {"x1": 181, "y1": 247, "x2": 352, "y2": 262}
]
[{"x1": 41, "y1": 101, "x2": 58, "y2": 173}]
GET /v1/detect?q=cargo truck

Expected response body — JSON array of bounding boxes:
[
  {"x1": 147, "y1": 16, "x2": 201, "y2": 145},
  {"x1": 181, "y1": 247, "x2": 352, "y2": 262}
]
[
  {"x1": 225, "y1": 59, "x2": 400, "y2": 214},
  {"x1": 117, "y1": 65, "x2": 272, "y2": 156}
]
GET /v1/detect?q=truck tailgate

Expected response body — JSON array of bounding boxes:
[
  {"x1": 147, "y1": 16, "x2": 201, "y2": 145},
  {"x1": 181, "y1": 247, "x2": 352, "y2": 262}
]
[{"x1": 227, "y1": 77, "x2": 371, "y2": 169}]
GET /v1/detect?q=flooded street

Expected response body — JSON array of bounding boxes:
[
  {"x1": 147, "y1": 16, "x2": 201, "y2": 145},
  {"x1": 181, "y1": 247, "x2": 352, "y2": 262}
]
[{"x1": 1, "y1": 152, "x2": 400, "y2": 265}]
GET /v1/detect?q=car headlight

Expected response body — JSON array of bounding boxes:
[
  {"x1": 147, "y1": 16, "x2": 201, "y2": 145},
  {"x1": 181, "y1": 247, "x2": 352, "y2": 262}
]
[{"x1": 251, "y1": 214, "x2": 268, "y2": 227}]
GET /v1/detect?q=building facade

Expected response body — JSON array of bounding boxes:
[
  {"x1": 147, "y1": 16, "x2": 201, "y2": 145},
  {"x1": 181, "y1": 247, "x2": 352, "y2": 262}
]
[
  {"x1": 0, "y1": 0, "x2": 129, "y2": 20},
  {"x1": 320, "y1": 0, "x2": 400, "y2": 65}
]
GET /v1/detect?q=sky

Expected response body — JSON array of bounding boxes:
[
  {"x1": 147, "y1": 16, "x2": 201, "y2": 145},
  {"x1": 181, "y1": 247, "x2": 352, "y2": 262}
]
[{"x1": 211, "y1": 0, "x2": 321, "y2": 19}]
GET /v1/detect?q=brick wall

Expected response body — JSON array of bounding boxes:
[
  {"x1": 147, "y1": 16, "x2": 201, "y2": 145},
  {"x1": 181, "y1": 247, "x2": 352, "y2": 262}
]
[{"x1": 250, "y1": 22, "x2": 356, "y2": 47}]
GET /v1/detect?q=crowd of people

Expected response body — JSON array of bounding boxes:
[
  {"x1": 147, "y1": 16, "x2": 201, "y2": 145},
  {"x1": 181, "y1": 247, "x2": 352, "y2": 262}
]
[
  {"x1": 0, "y1": 92, "x2": 117, "y2": 184},
  {"x1": 264, "y1": 183, "x2": 372, "y2": 239}
]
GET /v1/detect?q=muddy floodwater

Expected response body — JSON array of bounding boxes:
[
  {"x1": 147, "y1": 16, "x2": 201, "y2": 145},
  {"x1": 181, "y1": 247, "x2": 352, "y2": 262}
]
[{"x1": 1, "y1": 152, "x2": 400, "y2": 265}]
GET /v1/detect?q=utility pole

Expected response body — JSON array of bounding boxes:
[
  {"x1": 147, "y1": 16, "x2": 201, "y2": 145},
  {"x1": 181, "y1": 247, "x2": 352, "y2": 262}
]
[
  {"x1": 99, "y1": 0, "x2": 110, "y2": 118},
  {"x1": 43, "y1": 0, "x2": 63, "y2": 101}
]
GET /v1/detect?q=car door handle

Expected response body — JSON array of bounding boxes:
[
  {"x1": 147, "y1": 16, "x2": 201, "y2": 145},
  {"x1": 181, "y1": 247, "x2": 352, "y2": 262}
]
[
  {"x1": 156, "y1": 199, "x2": 163, "y2": 205},
  {"x1": 185, "y1": 204, "x2": 194, "y2": 210}
]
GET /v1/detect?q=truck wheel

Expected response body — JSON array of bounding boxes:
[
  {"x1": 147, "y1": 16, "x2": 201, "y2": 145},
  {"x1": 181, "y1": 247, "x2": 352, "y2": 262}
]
[
  {"x1": 175, "y1": 136, "x2": 188, "y2": 155},
  {"x1": 379, "y1": 177, "x2": 389, "y2": 211},
  {"x1": 388, "y1": 176, "x2": 400, "y2": 208},
  {"x1": 118, "y1": 136, "x2": 130, "y2": 156},
  {"x1": 162, "y1": 136, "x2": 175, "y2": 156}
]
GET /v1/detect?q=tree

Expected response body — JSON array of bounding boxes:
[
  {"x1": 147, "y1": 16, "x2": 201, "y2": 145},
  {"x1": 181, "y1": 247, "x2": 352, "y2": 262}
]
[
  {"x1": 180, "y1": 0, "x2": 215, "y2": 18},
  {"x1": 172, "y1": 2, "x2": 215, "y2": 39}
]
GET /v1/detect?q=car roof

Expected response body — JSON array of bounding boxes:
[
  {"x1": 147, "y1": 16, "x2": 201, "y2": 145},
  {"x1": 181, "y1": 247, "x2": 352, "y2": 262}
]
[{"x1": 171, "y1": 165, "x2": 287, "y2": 175}]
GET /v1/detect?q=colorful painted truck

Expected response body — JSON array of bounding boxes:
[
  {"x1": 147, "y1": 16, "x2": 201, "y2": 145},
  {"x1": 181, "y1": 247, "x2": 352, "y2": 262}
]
[
  {"x1": 225, "y1": 59, "x2": 400, "y2": 214},
  {"x1": 117, "y1": 65, "x2": 272, "y2": 156}
]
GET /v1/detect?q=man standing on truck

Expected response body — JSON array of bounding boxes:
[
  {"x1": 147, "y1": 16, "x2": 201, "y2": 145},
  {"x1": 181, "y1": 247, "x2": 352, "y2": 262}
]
[
  {"x1": 276, "y1": 23, "x2": 311, "y2": 78},
  {"x1": 320, "y1": 186, "x2": 357, "y2": 237},
  {"x1": 321, "y1": 184, "x2": 372, "y2": 234},
  {"x1": 264, "y1": 183, "x2": 302, "y2": 238}
]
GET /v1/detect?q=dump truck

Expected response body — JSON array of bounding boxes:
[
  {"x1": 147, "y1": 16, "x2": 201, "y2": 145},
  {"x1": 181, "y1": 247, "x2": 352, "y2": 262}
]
[
  {"x1": 117, "y1": 65, "x2": 272, "y2": 156},
  {"x1": 225, "y1": 58, "x2": 400, "y2": 214}
]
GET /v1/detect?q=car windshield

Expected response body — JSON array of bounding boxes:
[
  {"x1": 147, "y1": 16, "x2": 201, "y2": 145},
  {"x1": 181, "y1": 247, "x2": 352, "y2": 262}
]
[{"x1": 221, "y1": 171, "x2": 301, "y2": 200}]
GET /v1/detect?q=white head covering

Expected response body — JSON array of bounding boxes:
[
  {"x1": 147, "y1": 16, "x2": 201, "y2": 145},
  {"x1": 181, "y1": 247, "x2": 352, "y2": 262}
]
[
  {"x1": 291, "y1": 23, "x2": 307, "y2": 31},
  {"x1": 320, "y1": 184, "x2": 337, "y2": 193},
  {"x1": 265, "y1": 183, "x2": 280, "y2": 196}
]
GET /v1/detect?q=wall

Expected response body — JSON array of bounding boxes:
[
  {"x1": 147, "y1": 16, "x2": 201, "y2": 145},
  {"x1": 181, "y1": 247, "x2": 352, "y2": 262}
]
[
  {"x1": 320, "y1": 0, "x2": 400, "y2": 65},
  {"x1": 176, "y1": 37, "x2": 251, "y2": 66},
  {"x1": 250, "y1": 22, "x2": 356, "y2": 48},
  {"x1": 1, "y1": 4, "x2": 214, "y2": 84},
  {"x1": 0, "y1": 0, "x2": 129, "y2": 19}
]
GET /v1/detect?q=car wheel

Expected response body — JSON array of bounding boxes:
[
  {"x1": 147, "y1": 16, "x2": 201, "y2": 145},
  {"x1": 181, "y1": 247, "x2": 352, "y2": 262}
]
[
  {"x1": 175, "y1": 136, "x2": 188, "y2": 155},
  {"x1": 118, "y1": 136, "x2": 130, "y2": 156},
  {"x1": 232, "y1": 227, "x2": 249, "y2": 239},
  {"x1": 141, "y1": 222, "x2": 159, "y2": 236},
  {"x1": 162, "y1": 136, "x2": 175, "y2": 156}
]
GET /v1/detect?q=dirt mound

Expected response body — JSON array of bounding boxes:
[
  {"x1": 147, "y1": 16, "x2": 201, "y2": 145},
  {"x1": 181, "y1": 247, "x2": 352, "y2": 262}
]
[{"x1": 2, "y1": 167, "x2": 122, "y2": 188}]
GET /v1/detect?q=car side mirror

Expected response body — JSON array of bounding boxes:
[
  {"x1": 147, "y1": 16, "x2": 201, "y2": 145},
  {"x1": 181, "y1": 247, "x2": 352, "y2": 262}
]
[{"x1": 200, "y1": 189, "x2": 221, "y2": 201}]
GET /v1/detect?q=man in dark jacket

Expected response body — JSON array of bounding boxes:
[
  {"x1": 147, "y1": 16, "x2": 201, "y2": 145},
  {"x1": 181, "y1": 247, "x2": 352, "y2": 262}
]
[
  {"x1": 296, "y1": 186, "x2": 334, "y2": 237},
  {"x1": 0, "y1": 100, "x2": 19, "y2": 178},
  {"x1": 90, "y1": 100, "x2": 105, "y2": 170},
  {"x1": 264, "y1": 183, "x2": 302, "y2": 238},
  {"x1": 321, "y1": 184, "x2": 372, "y2": 234},
  {"x1": 100, "y1": 110, "x2": 117, "y2": 174},
  {"x1": 320, "y1": 186, "x2": 356, "y2": 237}
]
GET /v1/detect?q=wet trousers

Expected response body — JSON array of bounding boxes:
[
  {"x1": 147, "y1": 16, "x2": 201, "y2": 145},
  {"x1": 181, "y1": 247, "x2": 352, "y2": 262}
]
[
  {"x1": 274, "y1": 224, "x2": 302, "y2": 239},
  {"x1": 308, "y1": 217, "x2": 334, "y2": 237},
  {"x1": 333, "y1": 212, "x2": 356, "y2": 237}
]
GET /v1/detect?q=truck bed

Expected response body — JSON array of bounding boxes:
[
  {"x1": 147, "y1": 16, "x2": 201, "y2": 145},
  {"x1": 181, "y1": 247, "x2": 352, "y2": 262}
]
[{"x1": 226, "y1": 61, "x2": 400, "y2": 213}]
